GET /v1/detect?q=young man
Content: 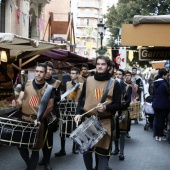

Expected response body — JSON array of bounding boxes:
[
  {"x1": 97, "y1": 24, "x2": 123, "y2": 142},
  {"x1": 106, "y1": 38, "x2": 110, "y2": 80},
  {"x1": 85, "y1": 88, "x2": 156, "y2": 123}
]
[
  {"x1": 55, "y1": 67, "x2": 83, "y2": 157},
  {"x1": 38, "y1": 61, "x2": 61, "y2": 170},
  {"x1": 124, "y1": 71, "x2": 138, "y2": 137},
  {"x1": 78, "y1": 63, "x2": 90, "y2": 83},
  {"x1": 75, "y1": 56, "x2": 121, "y2": 170},
  {"x1": 12, "y1": 63, "x2": 55, "y2": 170},
  {"x1": 112, "y1": 70, "x2": 132, "y2": 161}
]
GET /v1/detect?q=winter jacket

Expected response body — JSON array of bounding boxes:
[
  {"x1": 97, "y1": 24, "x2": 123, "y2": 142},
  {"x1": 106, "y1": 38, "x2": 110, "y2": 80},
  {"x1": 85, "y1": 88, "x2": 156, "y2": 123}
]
[{"x1": 152, "y1": 78, "x2": 170, "y2": 110}]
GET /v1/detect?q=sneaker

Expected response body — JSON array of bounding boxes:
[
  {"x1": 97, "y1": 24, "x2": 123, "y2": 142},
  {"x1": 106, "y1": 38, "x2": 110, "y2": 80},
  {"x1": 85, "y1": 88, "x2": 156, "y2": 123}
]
[
  {"x1": 155, "y1": 136, "x2": 159, "y2": 141},
  {"x1": 158, "y1": 137, "x2": 162, "y2": 141},
  {"x1": 162, "y1": 136, "x2": 167, "y2": 141}
]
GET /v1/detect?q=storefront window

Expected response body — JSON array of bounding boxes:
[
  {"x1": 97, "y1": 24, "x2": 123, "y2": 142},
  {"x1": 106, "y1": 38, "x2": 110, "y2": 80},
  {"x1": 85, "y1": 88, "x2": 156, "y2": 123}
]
[{"x1": 0, "y1": 0, "x2": 5, "y2": 32}]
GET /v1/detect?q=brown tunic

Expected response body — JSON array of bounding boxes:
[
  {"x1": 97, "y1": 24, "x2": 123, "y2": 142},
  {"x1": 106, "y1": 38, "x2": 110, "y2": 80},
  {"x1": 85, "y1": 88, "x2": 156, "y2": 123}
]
[
  {"x1": 66, "y1": 81, "x2": 83, "y2": 102},
  {"x1": 22, "y1": 80, "x2": 49, "y2": 149},
  {"x1": 84, "y1": 76, "x2": 115, "y2": 154}
]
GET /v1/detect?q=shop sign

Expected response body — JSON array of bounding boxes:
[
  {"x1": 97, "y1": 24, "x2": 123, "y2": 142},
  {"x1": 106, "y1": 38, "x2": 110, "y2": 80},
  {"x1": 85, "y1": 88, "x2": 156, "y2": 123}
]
[{"x1": 139, "y1": 47, "x2": 170, "y2": 61}]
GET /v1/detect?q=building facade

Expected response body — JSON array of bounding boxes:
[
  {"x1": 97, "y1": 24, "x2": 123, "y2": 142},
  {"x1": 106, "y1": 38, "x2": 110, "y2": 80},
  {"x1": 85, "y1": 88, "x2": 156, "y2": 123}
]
[
  {"x1": 0, "y1": 0, "x2": 51, "y2": 40},
  {"x1": 71, "y1": 0, "x2": 115, "y2": 58}
]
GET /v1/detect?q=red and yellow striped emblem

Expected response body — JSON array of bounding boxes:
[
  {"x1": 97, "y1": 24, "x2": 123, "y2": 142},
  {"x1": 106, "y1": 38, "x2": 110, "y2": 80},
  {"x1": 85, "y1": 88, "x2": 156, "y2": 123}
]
[
  {"x1": 29, "y1": 96, "x2": 39, "y2": 107},
  {"x1": 94, "y1": 88, "x2": 104, "y2": 100}
]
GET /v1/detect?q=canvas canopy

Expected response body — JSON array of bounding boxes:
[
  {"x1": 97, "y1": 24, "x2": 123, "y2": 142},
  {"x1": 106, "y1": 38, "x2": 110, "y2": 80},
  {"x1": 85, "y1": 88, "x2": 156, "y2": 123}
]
[
  {"x1": 0, "y1": 33, "x2": 66, "y2": 59},
  {"x1": 133, "y1": 15, "x2": 170, "y2": 25}
]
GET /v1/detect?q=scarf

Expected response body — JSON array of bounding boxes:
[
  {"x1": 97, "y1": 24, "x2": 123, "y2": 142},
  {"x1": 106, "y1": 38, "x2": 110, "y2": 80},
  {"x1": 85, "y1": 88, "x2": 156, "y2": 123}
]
[{"x1": 94, "y1": 72, "x2": 111, "y2": 81}]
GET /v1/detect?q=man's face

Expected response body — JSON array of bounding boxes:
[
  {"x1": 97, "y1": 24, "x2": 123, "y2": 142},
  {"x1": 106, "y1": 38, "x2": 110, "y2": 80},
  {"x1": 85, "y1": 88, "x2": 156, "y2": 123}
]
[
  {"x1": 70, "y1": 70, "x2": 79, "y2": 81},
  {"x1": 116, "y1": 70, "x2": 123, "y2": 79},
  {"x1": 132, "y1": 69, "x2": 137, "y2": 75},
  {"x1": 96, "y1": 59, "x2": 109, "y2": 74},
  {"x1": 125, "y1": 74, "x2": 132, "y2": 82},
  {"x1": 45, "y1": 66, "x2": 53, "y2": 79},
  {"x1": 35, "y1": 66, "x2": 46, "y2": 83},
  {"x1": 81, "y1": 67, "x2": 88, "y2": 76}
]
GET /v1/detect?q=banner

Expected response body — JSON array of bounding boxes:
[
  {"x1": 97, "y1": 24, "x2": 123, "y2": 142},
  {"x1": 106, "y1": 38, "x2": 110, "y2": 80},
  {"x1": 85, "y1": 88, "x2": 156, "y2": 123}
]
[{"x1": 112, "y1": 47, "x2": 127, "y2": 69}]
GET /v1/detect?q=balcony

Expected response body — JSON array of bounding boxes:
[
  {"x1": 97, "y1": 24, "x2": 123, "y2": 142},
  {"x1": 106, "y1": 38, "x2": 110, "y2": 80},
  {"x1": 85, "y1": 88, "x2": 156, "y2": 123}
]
[
  {"x1": 77, "y1": 13, "x2": 99, "y2": 19},
  {"x1": 78, "y1": 2, "x2": 101, "y2": 9}
]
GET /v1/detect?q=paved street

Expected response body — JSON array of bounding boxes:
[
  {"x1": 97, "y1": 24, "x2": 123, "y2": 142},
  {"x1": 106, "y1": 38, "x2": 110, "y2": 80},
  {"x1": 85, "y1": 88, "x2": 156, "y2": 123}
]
[{"x1": 0, "y1": 119, "x2": 170, "y2": 170}]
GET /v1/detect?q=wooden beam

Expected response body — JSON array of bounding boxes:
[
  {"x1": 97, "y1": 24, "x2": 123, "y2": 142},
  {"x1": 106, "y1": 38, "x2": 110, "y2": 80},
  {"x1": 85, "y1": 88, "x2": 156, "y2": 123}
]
[
  {"x1": 11, "y1": 63, "x2": 21, "y2": 71},
  {"x1": 21, "y1": 55, "x2": 40, "y2": 67}
]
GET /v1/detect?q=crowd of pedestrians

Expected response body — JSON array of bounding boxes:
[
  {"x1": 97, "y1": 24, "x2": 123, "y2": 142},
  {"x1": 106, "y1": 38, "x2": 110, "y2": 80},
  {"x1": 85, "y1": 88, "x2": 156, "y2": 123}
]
[{"x1": 1, "y1": 56, "x2": 170, "y2": 170}]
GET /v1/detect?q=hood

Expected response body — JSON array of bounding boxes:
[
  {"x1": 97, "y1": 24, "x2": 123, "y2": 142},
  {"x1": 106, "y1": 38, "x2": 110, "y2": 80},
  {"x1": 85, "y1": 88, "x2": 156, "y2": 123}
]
[{"x1": 154, "y1": 78, "x2": 165, "y2": 88}]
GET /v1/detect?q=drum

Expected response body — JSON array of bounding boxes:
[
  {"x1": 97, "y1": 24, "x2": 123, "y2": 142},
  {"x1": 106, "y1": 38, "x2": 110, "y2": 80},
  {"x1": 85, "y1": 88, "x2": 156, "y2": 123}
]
[
  {"x1": 70, "y1": 115, "x2": 107, "y2": 153},
  {"x1": 58, "y1": 100, "x2": 77, "y2": 113},
  {"x1": 128, "y1": 102, "x2": 140, "y2": 119},
  {"x1": 58, "y1": 100, "x2": 78, "y2": 138},
  {"x1": 0, "y1": 116, "x2": 39, "y2": 148}
]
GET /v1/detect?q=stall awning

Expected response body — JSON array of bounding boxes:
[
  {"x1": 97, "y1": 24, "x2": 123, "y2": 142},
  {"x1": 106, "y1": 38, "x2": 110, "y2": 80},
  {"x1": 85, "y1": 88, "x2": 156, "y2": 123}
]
[
  {"x1": 17, "y1": 49, "x2": 95, "y2": 69},
  {"x1": 0, "y1": 33, "x2": 66, "y2": 59},
  {"x1": 149, "y1": 60, "x2": 166, "y2": 69}
]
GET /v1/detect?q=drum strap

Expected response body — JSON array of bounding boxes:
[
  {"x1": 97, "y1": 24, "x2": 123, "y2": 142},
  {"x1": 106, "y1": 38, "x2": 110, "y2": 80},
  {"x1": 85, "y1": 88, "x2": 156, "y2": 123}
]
[
  {"x1": 100, "y1": 78, "x2": 114, "y2": 103},
  {"x1": 37, "y1": 84, "x2": 53, "y2": 122},
  {"x1": 59, "y1": 83, "x2": 80, "y2": 102}
]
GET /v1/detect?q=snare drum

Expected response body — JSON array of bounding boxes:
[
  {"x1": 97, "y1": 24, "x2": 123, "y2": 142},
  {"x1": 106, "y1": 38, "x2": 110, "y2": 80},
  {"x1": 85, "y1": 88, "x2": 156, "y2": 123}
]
[
  {"x1": 58, "y1": 100, "x2": 78, "y2": 138},
  {"x1": 0, "y1": 116, "x2": 39, "y2": 148},
  {"x1": 70, "y1": 115, "x2": 107, "y2": 153}
]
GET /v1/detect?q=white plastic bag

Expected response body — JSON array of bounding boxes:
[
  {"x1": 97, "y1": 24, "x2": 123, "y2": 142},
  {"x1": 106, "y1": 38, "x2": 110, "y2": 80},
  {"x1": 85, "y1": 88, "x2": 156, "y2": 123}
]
[{"x1": 143, "y1": 102, "x2": 154, "y2": 114}]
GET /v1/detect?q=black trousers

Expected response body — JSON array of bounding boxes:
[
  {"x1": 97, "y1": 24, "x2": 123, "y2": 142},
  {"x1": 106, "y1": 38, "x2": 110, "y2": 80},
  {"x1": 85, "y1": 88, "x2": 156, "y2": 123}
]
[
  {"x1": 18, "y1": 147, "x2": 39, "y2": 170},
  {"x1": 41, "y1": 126, "x2": 53, "y2": 163},
  {"x1": 83, "y1": 152, "x2": 109, "y2": 170}
]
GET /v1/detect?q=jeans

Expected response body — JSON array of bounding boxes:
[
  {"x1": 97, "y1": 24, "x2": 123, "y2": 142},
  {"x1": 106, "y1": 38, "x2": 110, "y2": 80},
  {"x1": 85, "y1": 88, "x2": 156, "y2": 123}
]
[{"x1": 154, "y1": 109, "x2": 169, "y2": 137}]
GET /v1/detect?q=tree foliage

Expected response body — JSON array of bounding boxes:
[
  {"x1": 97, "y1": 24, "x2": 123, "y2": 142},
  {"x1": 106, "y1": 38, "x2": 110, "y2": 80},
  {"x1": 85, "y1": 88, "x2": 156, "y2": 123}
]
[{"x1": 104, "y1": 0, "x2": 170, "y2": 46}]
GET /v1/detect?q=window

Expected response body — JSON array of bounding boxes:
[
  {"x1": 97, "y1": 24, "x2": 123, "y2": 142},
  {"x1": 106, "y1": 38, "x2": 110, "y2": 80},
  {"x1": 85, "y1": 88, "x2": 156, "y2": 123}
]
[
  {"x1": 84, "y1": 18, "x2": 89, "y2": 26},
  {"x1": 0, "y1": 0, "x2": 5, "y2": 32}
]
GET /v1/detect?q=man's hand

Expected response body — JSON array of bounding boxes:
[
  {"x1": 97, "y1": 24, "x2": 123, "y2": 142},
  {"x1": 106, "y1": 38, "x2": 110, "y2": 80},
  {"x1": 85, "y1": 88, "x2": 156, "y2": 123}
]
[
  {"x1": 34, "y1": 119, "x2": 41, "y2": 126},
  {"x1": 12, "y1": 100, "x2": 20, "y2": 108},
  {"x1": 74, "y1": 115, "x2": 81, "y2": 127},
  {"x1": 97, "y1": 103, "x2": 106, "y2": 113}
]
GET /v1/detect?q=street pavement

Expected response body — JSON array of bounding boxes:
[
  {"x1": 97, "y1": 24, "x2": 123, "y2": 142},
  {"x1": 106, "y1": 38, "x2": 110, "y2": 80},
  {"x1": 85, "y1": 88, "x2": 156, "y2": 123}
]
[{"x1": 0, "y1": 119, "x2": 170, "y2": 170}]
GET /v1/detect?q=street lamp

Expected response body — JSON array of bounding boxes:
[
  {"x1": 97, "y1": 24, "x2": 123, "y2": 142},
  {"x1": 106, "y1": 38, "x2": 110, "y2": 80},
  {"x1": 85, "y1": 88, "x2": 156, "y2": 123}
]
[{"x1": 97, "y1": 20, "x2": 106, "y2": 49}]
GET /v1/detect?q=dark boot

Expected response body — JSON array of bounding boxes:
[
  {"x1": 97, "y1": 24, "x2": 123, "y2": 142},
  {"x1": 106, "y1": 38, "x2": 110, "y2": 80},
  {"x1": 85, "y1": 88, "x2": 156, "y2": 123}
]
[
  {"x1": 38, "y1": 158, "x2": 44, "y2": 166},
  {"x1": 54, "y1": 150, "x2": 66, "y2": 157},
  {"x1": 44, "y1": 163, "x2": 52, "y2": 170}
]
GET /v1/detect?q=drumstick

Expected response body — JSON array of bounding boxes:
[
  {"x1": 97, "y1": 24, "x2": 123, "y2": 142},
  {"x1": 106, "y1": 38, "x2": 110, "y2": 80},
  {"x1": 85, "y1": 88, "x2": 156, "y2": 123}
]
[
  {"x1": 75, "y1": 101, "x2": 108, "y2": 127},
  {"x1": 81, "y1": 101, "x2": 108, "y2": 117},
  {"x1": 8, "y1": 108, "x2": 19, "y2": 117}
]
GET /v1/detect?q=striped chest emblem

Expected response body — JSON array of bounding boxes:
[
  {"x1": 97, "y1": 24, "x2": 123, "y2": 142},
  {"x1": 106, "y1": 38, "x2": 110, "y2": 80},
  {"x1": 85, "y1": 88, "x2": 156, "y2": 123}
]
[
  {"x1": 94, "y1": 88, "x2": 104, "y2": 100},
  {"x1": 29, "y1": 96, "x2": 39, "y2": 107}
]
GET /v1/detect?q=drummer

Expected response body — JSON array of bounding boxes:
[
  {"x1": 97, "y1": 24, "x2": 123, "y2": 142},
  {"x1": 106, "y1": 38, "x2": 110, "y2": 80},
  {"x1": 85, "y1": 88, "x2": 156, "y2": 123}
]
[
  {"x1": 78, "y1": 63, "x2": 90, "y2": 83},
  {"x1": 38, "y1": 61, "x2": 61, "y2": 170},
  {"x1": 75, "y1": 56, "x2": 121, "y2": 170},
  {"x1": 112, "y1": 70, "x2": 132, "y2": 161},
  {"x1": 12, "y1": 63, "x2": 55, "y2": 170},
  {"x1": 55, "y1": 67, "x2": 83, "y2": 157}
]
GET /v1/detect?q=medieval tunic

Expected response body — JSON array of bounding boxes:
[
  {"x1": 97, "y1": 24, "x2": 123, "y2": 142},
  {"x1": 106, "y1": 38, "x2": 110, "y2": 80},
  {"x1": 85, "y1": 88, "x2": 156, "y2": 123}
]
[
  {"x1": 78, "y1": 75, "x2": 121, "y2": 156},
  {"x1": 59, "y1": 81, "x2": 83, "y2": 138},
  {"x1": 78, "y1": 75, "x2": 88, "y2": 83},
  {"x1": 119, "y1": 84, "x2": 132, "y2": 132},
  {"x1": 44, "y1": 77, "x2": 61, "y2": 148},
  {"x1": 22, "y1": 80, "x2": 53, "y2": 149}
]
